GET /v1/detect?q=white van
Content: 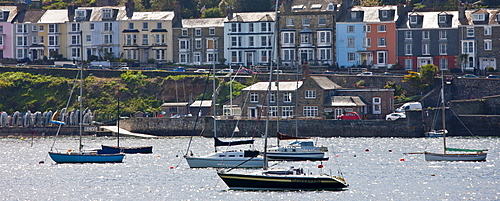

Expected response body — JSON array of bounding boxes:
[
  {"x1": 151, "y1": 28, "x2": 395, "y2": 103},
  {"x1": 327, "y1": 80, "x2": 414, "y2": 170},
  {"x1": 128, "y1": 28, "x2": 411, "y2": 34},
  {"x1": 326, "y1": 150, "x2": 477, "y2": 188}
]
[{"x1": 395, "y1": 102, "x2": 422, "y2": 113}]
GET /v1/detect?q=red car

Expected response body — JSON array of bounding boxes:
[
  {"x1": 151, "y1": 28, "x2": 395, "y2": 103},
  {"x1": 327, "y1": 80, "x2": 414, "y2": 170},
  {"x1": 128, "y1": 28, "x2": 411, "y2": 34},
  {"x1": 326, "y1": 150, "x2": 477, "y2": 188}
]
[{"x1": 337, "y1": 112, "x2": 361, "y2": 120}]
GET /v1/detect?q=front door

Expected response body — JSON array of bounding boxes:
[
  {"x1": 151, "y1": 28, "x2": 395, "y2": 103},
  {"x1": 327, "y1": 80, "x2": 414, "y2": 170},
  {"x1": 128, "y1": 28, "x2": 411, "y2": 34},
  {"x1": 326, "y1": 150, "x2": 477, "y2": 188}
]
[
  {"x1": 246, "y1": 52, "x2": 254, "y2": 66},
  {"x1": 248, "y1": 107, "x2": 257, "y2": 119}
]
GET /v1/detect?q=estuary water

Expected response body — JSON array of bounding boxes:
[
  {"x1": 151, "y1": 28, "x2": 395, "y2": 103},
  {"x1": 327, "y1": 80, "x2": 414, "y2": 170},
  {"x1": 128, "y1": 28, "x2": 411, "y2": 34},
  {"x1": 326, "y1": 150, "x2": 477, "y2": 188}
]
[{"x1": 1, "y1": 136, "x2": 498, "y2": 200}]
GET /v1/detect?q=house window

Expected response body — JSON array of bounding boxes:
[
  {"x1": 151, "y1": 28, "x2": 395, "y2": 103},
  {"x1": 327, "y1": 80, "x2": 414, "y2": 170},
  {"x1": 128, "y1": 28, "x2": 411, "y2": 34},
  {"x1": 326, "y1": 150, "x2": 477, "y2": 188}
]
[
  {"x1": 484, "y1": 26, "x2": 491, "y2": 35},
  {"x1": 128, "y1": 23, "x2": 134, "y2": 29},
  {"x1": 249, "y1": 23, "x2": 254, "y2": 32},
  {"x1": 439, "y1": 31, "x2": 447, "y2": 39},
  {"x1": 231, "y1": 36, "x2": 242, "y2": 47},
  {"x1": 250, "y1": 93, "x2": 258, "y2": 103},
  {"x1": 472, "y1": 14, "x2": 485, "y2": 21},
  {"x1": 439, "y1": 43, "x2": 447, "y2": 55},
  {"x1": 301, "y1": 33, "x2": 311, "y2": 44},
  {"x1": 231, "y1": 23, "x2": 241, "y2": 32},
  {"x1": 372, "y1": 97, "x2": 381, "y2": 114},
  {"x1": 71, "y1": 35, "x2": 80, "y2": 45},
  {"x1": 282, "y1": 49, "x2": 295, "y2": 61},
  {"x1": 302, "y1": 18, "x2": 310, "y2": 26},
  {"x1": 305, "y1": 90, "x2": 316, "y2": 99},
  {"x1": 362, "y1": 25, "x2": 370, "y2": 32},
  {"x1": 268, "y1": 106, "x2": 278, "y2": 117},
  {"x1": 410, "y1": 16, "x2": 417, "y2": 24},
  {"x1": 347, "y1": 38, "x2": 355, "y2": 47},
  {"x1": 261, "y1": 36, "x2": 271, "y2": 46},
  {"x1": 363, "y1": 38, "x2": 371, "y2": 47},
  {"x1": 422, "y1": 44, "x2": 430, "y2": 55},
  {"x1": 39, "y1": 25, "x2": 44, "y2": 32},
  {"x1": 104, "y1": 22, "x2": 112, "y2": 31},
  {"x1": 423, "y1": 31, "x2": 430, "y2": 39},
  {"x1": 49, "y1": 24, "x2": 58, "y2": 33},
  {"x1": 350, "y1": 12, "x2": 357, "y2": 19},
  {"x1": 347, "y1": 25, "x2": 355, "y2": 33},
  {"x1": 179, "y1": 40, "x2": 190, "y2": 50},
  {"x1": 193, "y1": 52, "x2": 201, "y2": 63},
  {"x1": 142, "y1": 22, "x2": 148, "y2": 30},
  {"x1": 261, "y1": 22, "x2": 270, "y2": 32},
  {"x1": 484, "y1": 40, "x2": 492, "y2": 50},
  {"x1": 195, "y1": 39, "x2": 202, "y2": 49},
  {"x1": 206, "y1": 39, "x2": 216, "y2": 49},
  {"x1": 405, "y1": 44, "x2": 412, "y2": 55},
  {"x1": 318, "y1": 31, "x2": 331, "y2": 44},
  {"x1": 462, "y1": 41, "x2": 475, "y2": 54},
  {"x1": 269, "y1": 93, "x2": 275, "y2": 103},
  {"x1": 32, "y1": 36, "x2": 37, "y2": 44},
  {"x1": 378, "y1": 25, "x2": 386, "y2": 32},
  {"x1": 32, "y1": 25, "x2": 37, "y2": 32},
  {"x1": 378, "y1": 38, "x2": 386, "y2": 47},
  {"x1": 438, "y1": 15, "x2": 446, "y2": 23},
  {"x1": 405, "y1": 59, "x2": 412, "y2": 70},
  {"x1": 318, "y1": 48, "x2": 331, "y2": 60},
  {"x1": 467, "y1": 28, "x2": 474, "y2": 37},
  {"x1": 142, "y1": 34, "x2": 148, "y2": 45},
  {"x1": 282, "y1": 106, "x2": 293, "y2": 117},
  {"x1": 282, "y1": 32, "x2": 295, "y2": 45},
  {"x1": 209, "y1": 28, "x2": 215, "y2": 35},
  {"x1": 439, "y1": 59, "x2": 448, "y2": 70},
  {"x1": 347, "y1": 52, "x2": 355, "y2": 62},
  {"x1": 405, "y1": 31, "x2": 412, "y2": 39},
  {"x1": 179, "y1": 53, "x2": 189, "y2": 63},
  {"x1": 303, "y1": 106, "x2": 318, "y2": 117},
  {"x1": 76, "y1": 10, "x2": 85, "y2": 18},
  {"x1": 381, "y1": 10, "x2": 388, "y2": 18},
  {"x1": 318, "y1": 17, "x2": 326, "y2": 25},
  {"x1": 261, "y1": 50, "x2": 269, "y2": 62},
  {"x1": 102, "y1": 9, "x2": 112, "y2": 19},
  {"x1": 182, "y1": 29, "x2": 188, "y2": 36},
  {"x1": 377, "y1": 51, "x2": 387, "y2": 64},
  {"x1": 103, "y1": 34, "x2": 112, "y2": 44},
  {"x1": 249, "y1": 36, "x2": 254, "y2": 47},
  {"x1": 286, "y1": 18, "x2": 294, "y2": 26},
  {"x1": 90, "y1": 23, "x2": 94, "y2": 30},
  {"x1": 194, "y1": 29, "x2": 201, "y2": 36},
  {"x1": 283, "y1": 93, "x2": 292, "y2": 103}
]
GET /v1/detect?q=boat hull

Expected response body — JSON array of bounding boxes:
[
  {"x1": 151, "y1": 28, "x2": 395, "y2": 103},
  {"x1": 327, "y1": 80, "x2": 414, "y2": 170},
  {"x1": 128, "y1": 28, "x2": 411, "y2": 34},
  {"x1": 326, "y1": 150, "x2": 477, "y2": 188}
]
[
  {"x1": 217, "y1": 172, "x2": 348, "y2": 191},
  {"x1": 424, "y1": 152, "x2": 487, "y2": 161},
  {"x1": 98, "y1": 145, "x2": 153, "y2": 154},
  {"x1": 267, "y1": 152, "x2": 328, "y2": 161},
  {"x1": 185, "y1": 157, "x2": 265, "y2": 168},
  {"x1": 48, "y1": 152, "x2": 125, "y2": 163}
]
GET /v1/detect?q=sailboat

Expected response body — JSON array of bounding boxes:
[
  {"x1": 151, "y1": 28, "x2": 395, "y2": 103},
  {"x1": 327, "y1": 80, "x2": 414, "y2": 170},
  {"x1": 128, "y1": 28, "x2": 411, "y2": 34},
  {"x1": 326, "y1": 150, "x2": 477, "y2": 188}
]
[
  {"x1": 184, "y1": 56, "x2": 265, "y2": 168},
  {"x1": 217, "y1": 3, "x2": 347, "y2": 189},
  {"x1": 424, "y1": 71, "x2": 487, "y2": 161},
  {"x1": 48, "y1": 62, "x2": 125, "y2": 163},
  {"x1": 98, "y1": 96, "x2": 153, "y2": 154}
]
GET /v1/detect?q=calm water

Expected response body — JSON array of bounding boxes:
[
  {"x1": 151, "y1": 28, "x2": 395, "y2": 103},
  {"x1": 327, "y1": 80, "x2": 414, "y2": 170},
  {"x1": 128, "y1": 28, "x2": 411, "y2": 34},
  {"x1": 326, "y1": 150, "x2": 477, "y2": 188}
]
[{"x1": 1, "y1": 136, "x2": 498, "y2": 200}]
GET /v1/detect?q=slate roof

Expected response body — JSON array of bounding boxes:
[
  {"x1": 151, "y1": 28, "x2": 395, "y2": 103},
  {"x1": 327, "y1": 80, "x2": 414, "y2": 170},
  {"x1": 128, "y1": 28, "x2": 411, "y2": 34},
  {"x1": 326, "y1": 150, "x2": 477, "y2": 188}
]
[
  {"x1": 242, "y1": 81, "x2": 303, "y2": 91},
  {"x1": 287, "y1": 0, "x2": 341, "y2": 12},
  {"x1": 226, "y1": 12, "x2": 275, "y2": 22},
  {"x1": 161, "y1": 102, "x2": 189, "y2": 107},
  {"x1": 182, "y1": 18, "x2": 224, "y2": 28},
  {"x1": 122, "y1": 11, "x2": 175, "y2": 21},
  {"x1": 465, "y1": 9, "x2": 500, "y2": 25},
  {"x1": 39, "y1": 9, "x2": 68, "y2": 23},
  {"x1": 330, "y1": 96, "x2": 367, "y2": 107},
  {"x1": 0, "y1": 6, "x2": 19, "y2": 22},
  {"x1": 77, "y1": 6, "x2": 127, "y2": 21},
  {"x1": 350, "y1": 5, "x2": 399, "y2": 22},
  {"x1": 12, "y1": 8, "x2": 46, "y2": 23},
  {"x1": 405, "y1": 11, "x2": 460, "y2": 28},
  {"x1": 190, "y1": 100, "x2": 212, "y2": 108},
  {"x1": 310, "y1": 76, "x2": 341, "y2": 90}
]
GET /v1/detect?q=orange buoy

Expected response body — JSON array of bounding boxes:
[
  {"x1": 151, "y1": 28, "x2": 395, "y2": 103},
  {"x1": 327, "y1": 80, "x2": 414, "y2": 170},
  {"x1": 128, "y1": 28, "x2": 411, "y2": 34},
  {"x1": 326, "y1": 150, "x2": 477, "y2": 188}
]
[
  {"x1": 399, "y1": 158, "x2": 405, "y2": 161},
  {"x1": 318, "y1": 164, "x2": 324, "y2": 168}
]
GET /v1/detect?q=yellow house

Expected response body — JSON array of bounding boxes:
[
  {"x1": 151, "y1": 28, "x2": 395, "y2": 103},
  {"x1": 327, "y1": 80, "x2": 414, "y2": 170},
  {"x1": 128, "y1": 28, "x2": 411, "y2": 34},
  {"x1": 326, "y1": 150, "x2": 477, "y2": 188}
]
[{"x1": 38, "y1": 9, "x2": 69, "y2": 60}]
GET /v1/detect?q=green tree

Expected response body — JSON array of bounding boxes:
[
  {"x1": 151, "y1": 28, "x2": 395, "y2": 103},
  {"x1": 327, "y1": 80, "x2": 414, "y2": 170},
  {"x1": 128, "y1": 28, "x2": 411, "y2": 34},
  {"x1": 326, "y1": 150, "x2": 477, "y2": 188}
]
[
  {"x1": 202, "y1": 7, "x2": 224, "y2": 18},
  {"x1": 420, "y1": 64, "x2": 438, "y2": 85},
  {"x1": 360, "y1": 0, "x2": 382, "y2": 6},
  {"x1": 234, "y1": 0, "x2": 271, "y2": 12}
]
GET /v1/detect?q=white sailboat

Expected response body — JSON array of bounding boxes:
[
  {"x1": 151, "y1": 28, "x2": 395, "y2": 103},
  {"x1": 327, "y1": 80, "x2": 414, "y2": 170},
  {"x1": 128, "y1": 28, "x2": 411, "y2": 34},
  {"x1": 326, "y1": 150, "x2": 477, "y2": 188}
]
[
  {"x1": 424, "y1": 71, "x2": 487, "y2": 161},
  {"x1": 184, "y1": 56, "x2": 265, "y2": 168}
]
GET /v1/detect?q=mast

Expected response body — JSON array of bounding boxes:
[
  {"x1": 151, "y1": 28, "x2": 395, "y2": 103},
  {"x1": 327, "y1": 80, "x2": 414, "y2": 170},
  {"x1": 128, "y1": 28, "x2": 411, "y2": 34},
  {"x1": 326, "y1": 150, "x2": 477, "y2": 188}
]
[
  {"x1": 117, "y1": 94, "x2": 120, "y2": 147},
  {"x1": 78, "y1": 30, "x2": 83, "y2": 152},
  {"x1": 213, "y1": 45, "x2": 217, "y2": 152},
  {"x1": 273, "y1": 0, "x2": 280, "y2": 146},
  {"x1": 441, "y1": 70, "x2": 446, "y2": 154}
]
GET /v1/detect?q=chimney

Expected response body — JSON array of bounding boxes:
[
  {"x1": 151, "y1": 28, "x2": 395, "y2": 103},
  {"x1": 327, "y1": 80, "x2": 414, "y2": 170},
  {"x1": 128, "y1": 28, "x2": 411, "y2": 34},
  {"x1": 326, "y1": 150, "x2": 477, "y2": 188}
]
[
  {"x1": 126, "y1": 0, "x2": 134, "y2": 19},
  {"x1": 302, "y1": 61, "x2": 310, "y2": 80},
  {"x1": 227, "y1": 6, "x2": 233, "y2": 20},
  {"x1": 284, "y1": 0, "x2": 292, "y2": 13},
  {"x1": 458, "y1": 3, "x2": 468, "y2": 25},
  {"x1": 16, "y1": 2, "x2": 27, "y2": 12},
  {"x1": 68, "y1": 4, "x2": 77, "y2": 21},
  {"x1": 172, "y1": 1, "x2": 181, "y2": 27}
]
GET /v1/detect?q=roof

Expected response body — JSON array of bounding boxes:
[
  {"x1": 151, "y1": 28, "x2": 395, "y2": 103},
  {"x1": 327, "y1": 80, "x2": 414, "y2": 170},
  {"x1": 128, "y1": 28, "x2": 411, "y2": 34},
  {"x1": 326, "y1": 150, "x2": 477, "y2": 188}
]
[
  {"x1": 190, "y1": 100, "x2": 212, "y2": 108},
  {"x1": 350, "y1": 5, "x2": 399, "y2": 23},
  {"x1": 39, "y1": 9, "x2": 68, "y2": 23},
  {"x1": 182, "y1": 18, "x2": 224, "y2": 28},
  {"x1": 242, "y1": 81, "x2": 303, "y2": 91},
  {"x1": 77, "y1": 6, "x2": 127, "y2": 22},
  {"x1": 310, "y1": 76, "x2": 341, "y2": 90},
  {"x1": 287, "y1": 0, "x2": 341, "y2": 12},
  {"x1": 405, "y1": 11, "x2": 460, "y2": 28},
  {"x1": 12, "y1": 9, "x2": 46, "y2": 23},
  {"x1": 226, "y1": 12, "x2": 275, "y2": 22},
  {"x1": 331, "y1": 96, "x2": 367, "y2": 107},
  {"x1": 122, "y1": 11, "x2": 175, "y2": 21},
  {"x1": 464, "y1": 9, "x2": 500, "y2": 25},
  {"x1": 161, "y1": 102, "x2": 189, "y2": 107},
  {"x1": 0, "y1": 6, "x2": 19, "y2": 22}
]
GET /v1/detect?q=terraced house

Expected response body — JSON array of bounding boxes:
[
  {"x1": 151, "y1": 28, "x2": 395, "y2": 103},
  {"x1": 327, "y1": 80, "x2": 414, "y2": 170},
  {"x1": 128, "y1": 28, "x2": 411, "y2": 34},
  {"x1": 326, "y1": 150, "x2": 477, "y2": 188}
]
[
  {"x1": 0, "y1": 6, "x2": 18, "y2": 59},
  {"x1": 12, "y1": 3, "x2": 45, "y2": 61}
]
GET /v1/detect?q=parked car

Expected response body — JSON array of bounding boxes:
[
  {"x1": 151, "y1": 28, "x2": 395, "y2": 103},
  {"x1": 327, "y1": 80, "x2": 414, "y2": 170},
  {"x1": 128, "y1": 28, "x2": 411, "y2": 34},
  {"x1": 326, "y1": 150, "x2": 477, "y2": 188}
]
[
  {"x1": 88, "y1": 65, "x2": 108, "y2": 70},
  {"x1": 395, "y1": 102, "x2": 422, "y2": 113},
  {"x1": 273, "y1": 70, "x2": 283, "y2": 74},
  {"x1": 322, "y1": 71, "x2": 336, "y2": 75},
  {"x1": 217, "y1": 69, "x2": 234, "y2": 74},
  {"x1": 194, "y1": 69, "x2": 209, "y2": 73},
  {"x1": 337, "y1": 112, "x2": 361, "y2": 120},
  {"x1": 118, "y1": 67, "x2": 130, "y2": 70},
  {"x1": 357, "y1": 71, "x2": 373, "y2": 76},
  {"x1": 486, "y1": 74, "x2": 500, "y2": 79},
  {"x1": 61, "y1": 64, "x2": 77, "y2": 68},
  {"x1": 169, "y1": 66, "x2": 186, "y2": 72},
  {"x1": 238, "y1": 67, "x2": 256, "y2": 74},
  {"x1": 15, "y1": 64, "x2": 26, "y2": 68},
  {"x1": 458, "y1": 74, "x2": 479, "y2": 78},
  {"x1": 381, "y1": 72, "x2": 394, "y2": 76},
  {"x1": 386, "y1": 113, "x2": 406, "y2": 121},
  {"x1": 143, "y1": 67, "x2": 157, "y2": 70}
]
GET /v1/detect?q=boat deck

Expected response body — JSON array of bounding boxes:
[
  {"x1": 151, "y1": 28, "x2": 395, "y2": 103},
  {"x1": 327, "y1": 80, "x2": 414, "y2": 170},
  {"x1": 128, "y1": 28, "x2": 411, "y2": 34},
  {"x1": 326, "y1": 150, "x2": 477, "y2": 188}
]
[{"x1": 100, "y1": 126, "x2": 157, "y2": 138}]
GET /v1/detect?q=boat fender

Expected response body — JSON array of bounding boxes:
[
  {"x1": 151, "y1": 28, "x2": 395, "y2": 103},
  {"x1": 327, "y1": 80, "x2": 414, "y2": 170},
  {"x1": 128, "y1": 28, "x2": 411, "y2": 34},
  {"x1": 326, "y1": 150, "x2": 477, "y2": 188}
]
[
  {"x1": 318, "y1": 164, "x2": 324, "y2": 168},
  {"x1": 365, "y1": 149, "x2": 370, "y2": 152},
  {"x1": 399, "y1": 159, "x2": 405, "y2": 161}
]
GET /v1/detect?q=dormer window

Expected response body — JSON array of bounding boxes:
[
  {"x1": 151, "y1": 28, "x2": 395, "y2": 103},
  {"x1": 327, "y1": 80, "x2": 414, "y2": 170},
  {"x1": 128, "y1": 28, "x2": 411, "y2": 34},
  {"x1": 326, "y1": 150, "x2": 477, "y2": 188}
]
[
  {"x1": 327, "y1": 3, "x2": 334, "y2": 11},
  {"x1": 438, "y1": 15, "x2": 446, "y2": 23},
  {"x1": 75, "y1": 10, "x2": 86, "y2": 18},
  {"x1": 350, "y1": 12, "x2": 357, "y2": 19},
  {"x1": 311, "y1": 4, "x2": 322, "y2": 9},
  {"x1": 497, "y1": 14, "x2": 500, "y2": 22},
  {"x1": 409, "y1": 16, "x2": 417, "y2": 24},
  {"x1": 102, "y1": 9, "x2": 112, "y2": 19},
  {"x1": 0, "y1": 11, "x2": 4, "y2": 20},
  {"x1": 472, "y1": 13, "x2": 486, "y2": 21},
  {"x1": 292, "y1": 5, "x2": 304, "y2": 10},
  {"x1": 381, "y1": 10, "x2": 388, "y2": 18}
]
